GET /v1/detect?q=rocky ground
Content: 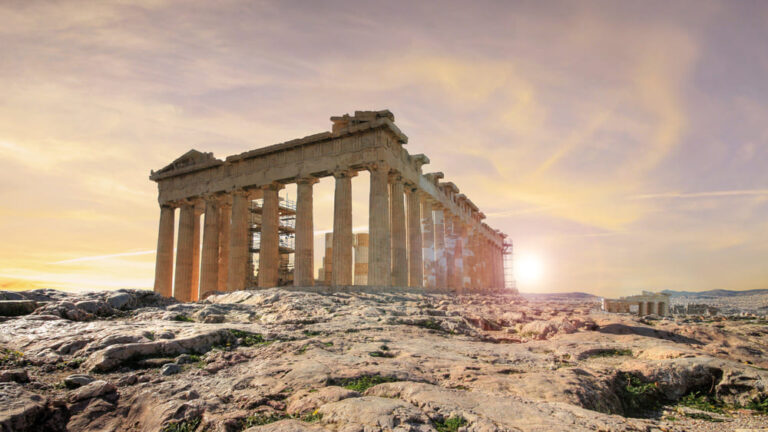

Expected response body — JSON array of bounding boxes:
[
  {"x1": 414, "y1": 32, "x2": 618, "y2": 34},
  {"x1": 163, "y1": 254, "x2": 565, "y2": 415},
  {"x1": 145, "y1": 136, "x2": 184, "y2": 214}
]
[{"x1": 1, "y1": 288, "x2": 767, "y2": 432}]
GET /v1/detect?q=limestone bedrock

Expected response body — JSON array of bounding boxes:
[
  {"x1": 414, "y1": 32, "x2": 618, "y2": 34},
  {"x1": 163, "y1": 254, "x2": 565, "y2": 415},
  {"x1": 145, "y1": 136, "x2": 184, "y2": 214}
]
[{"x1": 1, "y1": 287, "x2": 767, "y2": 432}]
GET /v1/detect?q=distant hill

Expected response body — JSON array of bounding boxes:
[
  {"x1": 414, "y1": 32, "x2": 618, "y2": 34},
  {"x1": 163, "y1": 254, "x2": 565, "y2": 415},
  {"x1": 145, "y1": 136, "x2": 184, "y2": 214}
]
[
  {"x1": 521, "y1": 292, "x2": 598, "y2": 300},
  {"x1": 661, "y1": 288, "x2": 768, "y2": 298}
]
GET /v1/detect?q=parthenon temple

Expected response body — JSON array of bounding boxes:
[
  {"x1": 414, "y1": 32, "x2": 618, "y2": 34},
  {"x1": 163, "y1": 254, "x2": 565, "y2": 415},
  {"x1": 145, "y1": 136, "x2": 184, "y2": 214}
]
[
  {"x1": 150, "y1": 110, "x2": 508, "y2": 301},
  {"x1": 602, "y1": 291, "x2": 670, "y2": 316}
]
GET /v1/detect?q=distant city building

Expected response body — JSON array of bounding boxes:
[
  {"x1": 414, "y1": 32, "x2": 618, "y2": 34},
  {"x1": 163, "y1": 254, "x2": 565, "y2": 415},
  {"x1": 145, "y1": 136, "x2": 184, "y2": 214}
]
[{"x1": 602, "y1": 291, "x2": 670, "y2": 316}]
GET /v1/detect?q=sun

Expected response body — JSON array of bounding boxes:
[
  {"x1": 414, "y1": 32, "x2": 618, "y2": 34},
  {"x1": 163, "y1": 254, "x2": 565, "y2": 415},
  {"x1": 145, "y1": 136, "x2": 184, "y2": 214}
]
[{"x1": 515, "y1": 253, "x2": 544, "y2": 285}]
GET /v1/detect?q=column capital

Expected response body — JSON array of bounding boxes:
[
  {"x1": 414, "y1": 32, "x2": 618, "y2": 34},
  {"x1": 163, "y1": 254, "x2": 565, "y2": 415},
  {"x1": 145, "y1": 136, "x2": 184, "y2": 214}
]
[
  {"x1": 388, "y1": 171, "x2": 404, "y2": 184},
  {"x1": 230, "y1": 188, "x2": 249, "y2": 197},
  {"x1": 159, "y1": 202, "x2": 177, "y2": 210},
  {"x1": 363, "y1": 161, "x2": 390, "y2": 173},
  {"x1": 332, "y1": 168, "x2": 358, "y2": 179},
  {"x1": 260, "y1": 182, "x2": 285, "y2": 191},
  {"x1": 296, "y1": 176, "x2": 320, "y2": 185}
]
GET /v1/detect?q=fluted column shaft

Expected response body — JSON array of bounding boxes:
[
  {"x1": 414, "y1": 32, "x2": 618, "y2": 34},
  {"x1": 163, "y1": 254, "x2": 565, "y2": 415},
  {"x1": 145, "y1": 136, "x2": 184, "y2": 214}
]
[
  {"x1": 332, "y1": 170, "x2": 356, "y2": 285},
  {"x1": 368, "y1": 164, "x2": 391, "y2": 286},
  {"x1": 174, "y1": 203, "x2": 196, "y2": 301},
  {"x1": 421, "y1": 198, "x2": 435, "y2": 289},
  {"x1": 153, "y1": 204, "x2": 175, "y2": 297},
  {"x1": 294, "y1": 178, "x2": 318, "y2": 286},
  {"x1": 433, "y1": 208, "x2": 446, "y2": 290},
  {"x1": 217, "y1": 202, "x2": 231, "y2": 291},
  {"x1": 406, "y1": 187, "x2": 423, "y2": 287},
  {"x1": 259, "y1": 184, "x2": 282, "y2": 288},
  {"x1": 190, "y1": 208, "x2": 202, "y2": 301},
  {"x1": 200, "y1": 198, "x2": 220, "y2": 297},
  {"x1": 390, "y1": 176, "x2": 407, "y2": 286},
  {"x1": 445, "y1": 216, "x2": 457, "y2": 291},
  {"x1": 227, "y1": 190, "x2": 249, "y2": 292},
  {"x1": 461, "y1": 225, "x2": 471, "y2": 291},
  {"x1": 453, "y1": 221, "x2": 465, "y2": 293}
]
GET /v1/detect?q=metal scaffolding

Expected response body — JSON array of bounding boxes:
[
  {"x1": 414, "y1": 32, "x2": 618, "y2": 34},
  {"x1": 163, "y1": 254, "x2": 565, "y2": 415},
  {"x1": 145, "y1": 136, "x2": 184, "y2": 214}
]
[
  {"x1": 502, "y1": 240, "x2": 517, "y2": 293},
  {"x1": 248, "y1": 196, "x2": 296, "y2": 287}
]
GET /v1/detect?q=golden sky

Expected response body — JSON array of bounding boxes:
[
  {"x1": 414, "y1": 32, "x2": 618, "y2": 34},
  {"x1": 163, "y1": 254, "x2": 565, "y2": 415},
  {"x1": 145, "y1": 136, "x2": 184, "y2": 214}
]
[{"x1": 1, "y1": 0, "x2": 767, "y2": 296}]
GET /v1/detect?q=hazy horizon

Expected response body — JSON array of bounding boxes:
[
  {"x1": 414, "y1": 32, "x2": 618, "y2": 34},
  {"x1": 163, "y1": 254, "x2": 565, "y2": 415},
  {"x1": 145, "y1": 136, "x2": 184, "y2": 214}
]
[{"x1": 1, "y1": 0, "x2": 767, "y2": 296}]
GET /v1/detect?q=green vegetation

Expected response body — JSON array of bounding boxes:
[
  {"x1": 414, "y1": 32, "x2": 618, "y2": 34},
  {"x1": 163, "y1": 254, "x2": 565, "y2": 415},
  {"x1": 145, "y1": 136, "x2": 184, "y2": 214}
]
[
  {"x1": 587, "y1": 349, "x2": 633, "y2": 358},
  {"x1": 744, "y1": 395, "x2": 768, "y2": 414},
  {"x1": 683, "y1": 412, "x2": 724, "y2": 422},
  {"x1": 368, "y1": 350, "x2": 395, "y2": 358},
  {"x1": 330, "y1": 375, "x2": 399, "y2": 392},
  {"x1": 228, "y1": 329, "x2": 269, "y2": 347},
  {"x1": 161, "y1": 417, "x2": 201, "y2": 432},
  {"x1": 678, "y1": 392, "x2": 727, "y2": 414},
  {"x1": 0, "y1": 348, "x2": 25, "y2": 367},
  {"x1": 242, "y1": 411, "x2": 323, "y2": 428},
  {"x1": 434, "y1": 416, "x2": 467, "y2": 432},
  {"x1": 303, "y1": 330, "x2": 322, "y2": 337},
  {"x1": 172, "y1": 314, "x2": 194, "y2": 323},
  {"x1": 618, "y1": 373, "x2": 662, "y2": 417}
]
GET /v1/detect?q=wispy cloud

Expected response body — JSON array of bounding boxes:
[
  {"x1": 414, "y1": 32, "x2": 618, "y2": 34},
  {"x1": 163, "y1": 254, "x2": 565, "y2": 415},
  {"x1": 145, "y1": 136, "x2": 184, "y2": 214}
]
[
  {"x1": 631, "y1": 189, "x2": 768, "y2": 200},
  {"x1": 51, "y1": 250, "x2": 156, "y2": 264}
]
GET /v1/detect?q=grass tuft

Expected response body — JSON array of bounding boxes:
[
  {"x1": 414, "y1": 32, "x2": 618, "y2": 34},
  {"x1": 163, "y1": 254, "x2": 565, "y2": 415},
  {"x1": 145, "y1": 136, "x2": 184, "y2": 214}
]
[
  {"x1": 161, "y1": 417, "x2": 201, "y2": 432},
  {"x1": 329, "y1": 375, "x2": 398, "y2": 392},
  {"x1": 434, "y1": 416, "x2": 467, "y2": 432}
]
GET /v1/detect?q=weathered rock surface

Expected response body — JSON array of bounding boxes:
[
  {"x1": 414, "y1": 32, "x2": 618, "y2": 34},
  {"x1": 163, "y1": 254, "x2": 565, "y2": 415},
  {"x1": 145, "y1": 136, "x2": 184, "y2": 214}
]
[{"x1": 1, "y1": 287, "x2": 767, "y2": 431}]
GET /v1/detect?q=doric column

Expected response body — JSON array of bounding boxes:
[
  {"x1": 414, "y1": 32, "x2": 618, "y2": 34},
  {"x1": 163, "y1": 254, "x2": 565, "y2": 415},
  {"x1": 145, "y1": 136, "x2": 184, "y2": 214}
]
[
  {"x1": 368, "y1": 163, "x2": 391, "y2": 286},
  {"x1": 259, "y1": 183, "x2": 283, "y2": 288},
  {"x1": 389, "y1": 174, "x2": 407, "y2": 286},
  {"x1": 199, "y1": 196, "x2": 221, "y2": 298},
  {"x1": 227, "y1": 190, "x2": 250, "y2": 292},
  {"x1": 153, "y1": 204, "x2": 175, "y2": 297},
  {"x1": 294, "y1": 177, "x2": 318, "y2": 286},
  {"x1": 174, "y1": 202, "x2": 196, "y2": 302},
  {"x1": 332, "y1": 169, "x2": 356, "y2": 286},
  {"x1": 461, "y1": 225, "x2": 471, "y2": 291},
  {"x1": 406, "y1": 186, "x2": 423, "y2": 287},
  {"x1": 445, "y1": 215, "x2": 457, "y2": 291},
  {"x1": 354, "y1": 233, "x2": 369, "y2": 285},
  {"x1": 217, "y1": 200, "x2": 231, "y2": 291},
  {"x1": 433, "y1": 207, "x2": 446, "y2": 290},
  {"x1": 468, "y1": 231, "x2": 480, "y2": 291},
  {"x1": 453, "y1": 220, "x2": 465, "y2": 293},
  {"x1": 421, "y1": 197, "x2": 435, "y2": 289},
  {"x1": 191, "y1": 206, "x2": 202, "y2": 301},
  {"x1": 638, "y1": 302, "x2": 646, "y2": 316}
]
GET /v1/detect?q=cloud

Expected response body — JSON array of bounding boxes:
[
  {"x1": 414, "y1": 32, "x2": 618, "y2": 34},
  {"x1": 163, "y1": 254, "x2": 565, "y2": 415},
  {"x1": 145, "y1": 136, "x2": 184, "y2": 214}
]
[
  {"x1": 52, "y1": 250, "x2": 156, "y2": 264},
  {"x1": 631, "y1": 189, "x2": 768, "y2": 200}
]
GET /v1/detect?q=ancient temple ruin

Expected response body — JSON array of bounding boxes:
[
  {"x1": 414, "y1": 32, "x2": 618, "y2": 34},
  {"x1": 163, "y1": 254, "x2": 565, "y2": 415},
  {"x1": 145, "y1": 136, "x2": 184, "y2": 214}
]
[
  {"x1": 602, "y1": 291, "x2": 670, "y2": 316},
  {"x1": 150, "y1": 110, "x2": 508, "y2": 301}
]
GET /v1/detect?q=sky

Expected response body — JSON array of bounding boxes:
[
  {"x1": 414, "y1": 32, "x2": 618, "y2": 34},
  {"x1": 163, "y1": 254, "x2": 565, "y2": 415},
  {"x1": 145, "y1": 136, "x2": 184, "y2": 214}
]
[{"x1": 1, "y1": 0, "x2": 767, "y2": 296}]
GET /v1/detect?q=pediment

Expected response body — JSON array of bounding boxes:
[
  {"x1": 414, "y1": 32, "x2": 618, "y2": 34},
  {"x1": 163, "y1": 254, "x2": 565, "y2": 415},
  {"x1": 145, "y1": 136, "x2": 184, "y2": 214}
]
[{"x1": 150, "y1": 149, "x2": 222, "y2": 181}]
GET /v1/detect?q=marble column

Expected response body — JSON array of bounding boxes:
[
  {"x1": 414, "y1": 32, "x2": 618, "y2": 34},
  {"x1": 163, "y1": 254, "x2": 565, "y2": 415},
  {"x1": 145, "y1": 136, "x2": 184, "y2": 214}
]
[
  {"x1": 433, "y1": 207, "x2": 446, "y2": 290},
  {"x1": 461, "y1": 225, "x2": 471, "y2": 291},
  {"x1": 406, "y1": 186, "x2": 423, "y2": 287},
  {"x1": 354, "y1": 233, "x2": 369, "y2": 285},
  {"x1": 174, "y1": 202, "x2": 196, "y2": 302},
  {"x1": 259, "y1": 183, "x2": 283, "y2": 288},
  {"x1": 227, "y1": 190, "x2": 250, "y2": 292},
  {"x1": 445, "y1": 215, "x2": 457, "y2": 291},
  {"x1": 294, "y1": 177, "x2": 318, "y2": 287},
  {"x1": 638, "y1": 302, "x2": 646, "y2": 316},
  {"x1": 217, "y1": 201, "x2": 231, "y2": 292},
  {"x1": 190, "y1": 207, "x2": 202, "y2": 301},
  {"x1": 453, "y1": 221, "x2": 465, "y2": 294},
  {"x1": 389, "y1": 175, "x2": 407, "y2": 286},
  {"x1": 153, "y1": 204, "x2": 175, "y2": 297},
  {"x1": 368, "y1": 163, "x2": 391, "y2": 286},
  {"x1": 332, "y1": 170, "x2": 356, "y2": 286},
  {"x1": 421, "y1": 197, "x2": 435, "y2": 289},
  {"x1": 199, "y1": 197, "x2": 220, "y2": 298}
]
